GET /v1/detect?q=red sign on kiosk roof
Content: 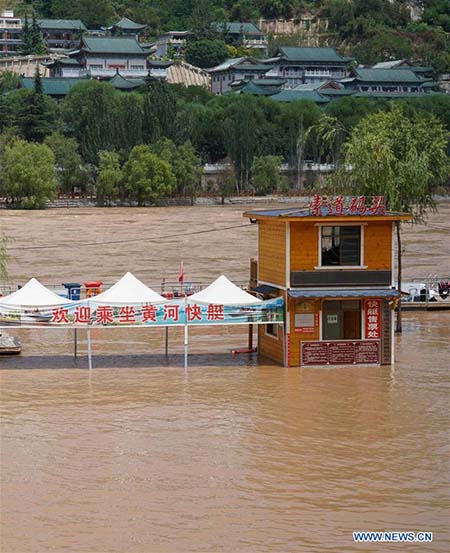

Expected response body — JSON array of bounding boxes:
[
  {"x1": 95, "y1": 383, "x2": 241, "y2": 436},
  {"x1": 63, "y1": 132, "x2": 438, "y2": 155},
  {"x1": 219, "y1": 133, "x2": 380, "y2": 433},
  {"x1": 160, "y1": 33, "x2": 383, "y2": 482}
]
[{"x1": 309, "y1": 195, "x2": 386, "y2": 216}]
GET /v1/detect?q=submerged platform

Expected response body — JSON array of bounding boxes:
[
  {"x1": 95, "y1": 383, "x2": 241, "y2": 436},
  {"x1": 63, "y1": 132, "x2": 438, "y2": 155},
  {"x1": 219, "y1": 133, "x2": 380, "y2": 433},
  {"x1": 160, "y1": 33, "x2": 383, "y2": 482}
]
[
  {"x1": 401, "y1": 302, "x2": 450, "y2": 311},
  {"x1": 0, "y1": 333, "x2": 21, "y2": 354}
]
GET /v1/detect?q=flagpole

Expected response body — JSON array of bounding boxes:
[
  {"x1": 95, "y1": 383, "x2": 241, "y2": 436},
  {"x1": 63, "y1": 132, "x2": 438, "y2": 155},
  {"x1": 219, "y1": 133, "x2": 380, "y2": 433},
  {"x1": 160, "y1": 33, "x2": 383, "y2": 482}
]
[{"x1": 184, "y1": 296, "x2": 188, "y2": 370}]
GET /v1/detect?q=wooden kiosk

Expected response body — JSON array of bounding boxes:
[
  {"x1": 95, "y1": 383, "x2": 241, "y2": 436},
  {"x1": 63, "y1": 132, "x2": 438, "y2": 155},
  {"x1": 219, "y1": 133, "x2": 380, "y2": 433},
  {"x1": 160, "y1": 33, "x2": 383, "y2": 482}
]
[{"x1": 244, "y1": 196, "x2": 412, "y2": 367}]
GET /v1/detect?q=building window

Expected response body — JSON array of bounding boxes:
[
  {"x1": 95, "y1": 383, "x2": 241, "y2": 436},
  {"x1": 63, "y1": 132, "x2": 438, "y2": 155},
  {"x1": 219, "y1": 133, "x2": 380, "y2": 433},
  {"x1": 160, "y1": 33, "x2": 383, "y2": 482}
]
[
  {"x1": 88, "y1": 64, "x2": 103, "y2": 70},
  {"x1": 130, "y1": 65, "x2": 144, "y2": 70},
  {"x1": 322, "y1": 300, "x2": 361, "y2": 340},
  {"x1": 321, "y1": 226, "x2": 361, "y2": 266},
  {"x1": 266, "y1": 323, "x2": 279, "y2": 338}
]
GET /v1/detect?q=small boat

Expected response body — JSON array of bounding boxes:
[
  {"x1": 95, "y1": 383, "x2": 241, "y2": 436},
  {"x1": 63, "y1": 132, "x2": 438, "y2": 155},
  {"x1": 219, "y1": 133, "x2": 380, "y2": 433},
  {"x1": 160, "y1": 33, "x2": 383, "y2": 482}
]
[
  {"x1": 401, "y1": 282, "x2": 439, "y2": 303},
  {"x1": 0, "y1": 332, "x2": 21, "y2": 354},
  {"x1": 0, "y1": 310, "x2": 52, "y2": 325}
]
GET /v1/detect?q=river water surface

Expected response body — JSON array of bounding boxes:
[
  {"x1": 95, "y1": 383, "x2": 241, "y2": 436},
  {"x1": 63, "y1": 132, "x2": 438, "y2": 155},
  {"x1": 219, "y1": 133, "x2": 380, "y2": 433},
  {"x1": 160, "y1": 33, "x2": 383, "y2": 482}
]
[{"x1": 1, "y1": 203, "x2": 449, "y2": 552}]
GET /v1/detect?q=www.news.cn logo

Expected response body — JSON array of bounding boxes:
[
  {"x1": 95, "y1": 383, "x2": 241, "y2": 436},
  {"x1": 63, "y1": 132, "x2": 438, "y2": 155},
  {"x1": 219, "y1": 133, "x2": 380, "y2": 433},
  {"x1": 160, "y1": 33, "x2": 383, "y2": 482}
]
[{"x1": 353, "y1": 531, "x2": 433, "y2": 543}]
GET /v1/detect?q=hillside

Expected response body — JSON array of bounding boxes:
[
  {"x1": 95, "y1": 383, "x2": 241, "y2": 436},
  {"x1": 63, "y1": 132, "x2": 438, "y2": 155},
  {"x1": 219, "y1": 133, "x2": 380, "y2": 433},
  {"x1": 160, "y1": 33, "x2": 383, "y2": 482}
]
[{"x1": 2, "y1": 0, "x2": 448, "y2": 73}]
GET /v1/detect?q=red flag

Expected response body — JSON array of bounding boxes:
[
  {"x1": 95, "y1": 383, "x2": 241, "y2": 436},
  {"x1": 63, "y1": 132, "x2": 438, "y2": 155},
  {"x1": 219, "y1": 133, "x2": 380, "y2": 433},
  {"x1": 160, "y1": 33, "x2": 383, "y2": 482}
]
[{"x1": 178, "y1": 260, "x2": 184, "y2": 283}]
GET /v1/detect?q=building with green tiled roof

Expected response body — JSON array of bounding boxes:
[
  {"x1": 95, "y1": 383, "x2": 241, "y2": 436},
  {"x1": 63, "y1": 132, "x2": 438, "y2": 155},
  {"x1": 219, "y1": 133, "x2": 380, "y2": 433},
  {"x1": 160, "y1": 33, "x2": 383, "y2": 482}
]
[
  {"x1": 19, "y1": 76, "x2": 89, "y2": 98},
  {"x1": 270, "y1": 88, "x2": 330, "y2": 104},
  {"x1": 214, "y1": 21, "x2": 267, "y2": 54},
  {"x1": 36, "y1": 19, "x2": 87, "y2": 51},
  {"x1": 343, "y1": 67, "x2": 435, "y2": 94},
  {"x1": 208, "y1": 56, "x2": 272, "y2": 94},
  {"x1": 69, "y1": 36, "x2": 150, "y2": 78},
  {"x1": 108, "y1": 17, "x2": 146, "y2": 35},
  {"x1": 264, "y1": 47, "x2": 352, "y2": 88}
]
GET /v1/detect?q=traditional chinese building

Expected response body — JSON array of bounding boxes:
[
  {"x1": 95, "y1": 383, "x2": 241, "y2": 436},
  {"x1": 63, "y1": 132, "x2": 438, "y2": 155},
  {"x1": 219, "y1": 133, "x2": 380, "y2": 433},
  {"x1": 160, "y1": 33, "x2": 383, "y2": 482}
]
[
  {"x1": 37, "y1": 19, "x2": 87, "y2": 51},
  {"x1": 67, "y1": 36, "x2": 151, "y2": 78},
  {"x1": 0, "y1": 10, "x2": 22, "y2": 56},
  {"x1": 208, "y1": 56, "x2": 271, "y2": 94},
  {"x1": 245, "y1": 196, "x2": 412, "y2": 367},
  {"x1": 264, "y1": 47, "x2": 352, "y2": 88}
]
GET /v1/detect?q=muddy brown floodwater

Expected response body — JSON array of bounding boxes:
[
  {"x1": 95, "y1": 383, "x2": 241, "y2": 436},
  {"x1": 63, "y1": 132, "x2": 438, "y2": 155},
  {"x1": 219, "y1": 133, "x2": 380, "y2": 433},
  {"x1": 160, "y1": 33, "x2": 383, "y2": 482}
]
[{"x1": 1, "y1": 202, "x2": 449, "y2": 552}]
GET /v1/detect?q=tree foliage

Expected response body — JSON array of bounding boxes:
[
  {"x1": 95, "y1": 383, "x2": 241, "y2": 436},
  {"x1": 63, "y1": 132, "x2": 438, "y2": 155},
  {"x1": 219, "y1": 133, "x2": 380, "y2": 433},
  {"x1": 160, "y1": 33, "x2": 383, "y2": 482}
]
[
  {"x1": 251, "y1": 155, "x2": 285, "y2": 195},
  {"x1": 123, "y1": 145, "x2": 176, "y2": 205},
  {"x1": 44, "y1": 132, "x2": 85, "y2": 194},
  {"x1": 4, "y1": 140, "x2": 57, "y2": 209},
  {"x1": 96, "y1": 150, "x2": 122, "y2": 204},
  {"x1": 341, "y1": 106, "x2": 449, "y2": 219},
  {"x1": 185, "y1": 38, "x2": 228, "y2": 68},
  {"x1": 142, "y1": 79, "x2": 177, "y2": 143}
]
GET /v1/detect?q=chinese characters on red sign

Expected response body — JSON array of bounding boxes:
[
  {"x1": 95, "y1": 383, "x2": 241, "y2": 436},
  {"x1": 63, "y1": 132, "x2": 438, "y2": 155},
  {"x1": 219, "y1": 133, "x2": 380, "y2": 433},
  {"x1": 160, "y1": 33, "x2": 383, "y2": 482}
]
[
  {"x1": 309, "y1": 195, "x2": 386, "y2": 216},
  {"x1": 364, "y1": 299, "x2": 381, "y2": 339}
]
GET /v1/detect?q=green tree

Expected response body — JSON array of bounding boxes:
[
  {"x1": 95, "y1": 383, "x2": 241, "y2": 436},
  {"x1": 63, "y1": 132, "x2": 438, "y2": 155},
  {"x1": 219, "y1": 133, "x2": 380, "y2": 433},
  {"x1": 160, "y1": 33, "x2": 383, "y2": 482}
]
[
  {"x1": 325, "y1": 96, "x2": 386, "y2": 134},
  {"x1": 340, "y1": 106, "x2": 450, "y2": 331},
  {"x1": 31, "y1": 16, "x2": 46, "y2": 54},
  {"x1": 0, "y1": 71, "x2": 20, "y2": 95},
  {"x1": 51, "y1": 0, "x2": 114, "y2": 28},
  {"x1": 223, "y1": 95, "x2": 264, "y2": 190},
  {"x1": 62, "y1": 80, "x2": 116, "y2": 164},
  {"x1": 142, "y1": 79, "x2": 177, "y2": 144},
  {"x1": 185, "y1": 39, "x2": 228, "y2": 68},
  {"x1": 19, "y1": 16, "x2": 33, "y2": 55},
  {"x1": 96, "y1": 150, "x2": 121, "y2": 205},
  {"x1": 4, "y1": 140, "x2": 57, "y2": 209},
  {"x1": 113, "y1": 92, "x2": 143, "y2": 161},
  {"x1": 0, "y1": 230, "x2": 7, "y2": 280},
  {"x1": 123, "y1": 145, "x2": 176, "y2": 206},
  {"x1": 352, "y1": 31, "x2": 413, "y2": 65},
  {"x1": 175, "y1": 102, "x2": 227, "y2": 163},
  {"x1": 152, "y1": 138, "x2": 203, "y2": 202},
  {"x1": 19, "y1": 68, "x2": 59, "y2": 142},
  {"x1": 251, "y1": 155, "x2": 285, "y2": 195},
  {"x1": 277, "y1": 100, "x2": 322, "y2": 188},
  {"x1": 44, "y1": 132, "x2": 84, "y2": 194}
]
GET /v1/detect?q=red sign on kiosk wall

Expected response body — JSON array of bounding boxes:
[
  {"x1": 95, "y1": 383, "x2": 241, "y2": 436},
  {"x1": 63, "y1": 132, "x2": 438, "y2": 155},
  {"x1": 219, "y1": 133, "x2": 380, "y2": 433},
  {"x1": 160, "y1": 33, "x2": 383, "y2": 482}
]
[
  {"x1": 301, "y1": 340, "x2": 380, "y2": 366},
  {"x1": 364, "y1": 299, "x2": 381, "y2": 339}
]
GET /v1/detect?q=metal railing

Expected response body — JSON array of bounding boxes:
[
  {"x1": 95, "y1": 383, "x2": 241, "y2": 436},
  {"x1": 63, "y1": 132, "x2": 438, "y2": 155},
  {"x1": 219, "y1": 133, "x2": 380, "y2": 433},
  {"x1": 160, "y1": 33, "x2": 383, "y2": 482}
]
[{"x1": 1, "y1": 279, "x2": 251, "y2": 300}]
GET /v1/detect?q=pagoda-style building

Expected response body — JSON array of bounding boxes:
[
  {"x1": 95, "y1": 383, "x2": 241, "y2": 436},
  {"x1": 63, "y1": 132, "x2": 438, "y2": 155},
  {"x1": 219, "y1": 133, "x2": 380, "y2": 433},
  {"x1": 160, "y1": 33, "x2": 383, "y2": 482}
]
[{"x1": 108, "y1": 17, "x2": 146, "y2": 36}]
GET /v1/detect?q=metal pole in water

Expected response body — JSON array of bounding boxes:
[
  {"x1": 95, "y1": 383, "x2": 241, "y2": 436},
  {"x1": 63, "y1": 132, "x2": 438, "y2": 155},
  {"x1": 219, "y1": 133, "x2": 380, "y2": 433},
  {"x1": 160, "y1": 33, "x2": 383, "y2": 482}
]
[
  {"x1": 87, "y1": 328, "x2": 92, "y2": 370},
  {"x1": 184, "y1": 324, "x2": 188, "y2": 369},
  {"x1": 74, "y1": 328, "x2": 78, "y2": 359},
  {"x1": 165, "y1": 326, "x2": 169, "y2": 357}
]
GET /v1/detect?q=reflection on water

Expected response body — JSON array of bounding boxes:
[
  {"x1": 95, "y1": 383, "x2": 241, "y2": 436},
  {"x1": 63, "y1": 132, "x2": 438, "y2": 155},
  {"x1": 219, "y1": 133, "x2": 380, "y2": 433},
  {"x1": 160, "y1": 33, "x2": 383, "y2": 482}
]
[{"x1": 1, "y1": 204, "x2": 449, "y2": 552}]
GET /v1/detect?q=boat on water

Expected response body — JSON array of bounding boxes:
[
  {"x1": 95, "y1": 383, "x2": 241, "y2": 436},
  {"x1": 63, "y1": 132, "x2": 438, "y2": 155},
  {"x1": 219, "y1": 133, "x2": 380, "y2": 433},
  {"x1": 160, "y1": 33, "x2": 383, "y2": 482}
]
[
  {"x1": 400, "y1": 280, "x2": 450, "y2": 311},
  {"x1": 0, "y1": 332, "x2": 21, "y2": 354},
  {"x1": 0, "y1": 310, "x2": 52, "y2": 325}
]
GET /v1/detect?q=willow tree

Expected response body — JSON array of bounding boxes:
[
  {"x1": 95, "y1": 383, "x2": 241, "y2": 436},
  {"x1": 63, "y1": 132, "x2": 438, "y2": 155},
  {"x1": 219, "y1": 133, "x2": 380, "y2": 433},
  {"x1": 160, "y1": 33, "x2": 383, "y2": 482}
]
[
  {"x1": 340, "y1": 106, "x2": 449, "y2": 332},
  {"x1": 0, "y1": 232, "x2": 7, "y2": 280}
]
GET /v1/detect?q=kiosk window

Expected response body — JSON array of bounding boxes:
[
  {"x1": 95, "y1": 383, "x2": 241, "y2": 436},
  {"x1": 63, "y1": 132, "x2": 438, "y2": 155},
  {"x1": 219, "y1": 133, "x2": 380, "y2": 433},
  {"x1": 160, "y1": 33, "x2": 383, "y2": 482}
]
[
  {"x1": 321, "y1": 226, "x2": 361, "y2": 266},
  {"x1": 266, "y1": 323, "x2": 278, "y2": 338}
]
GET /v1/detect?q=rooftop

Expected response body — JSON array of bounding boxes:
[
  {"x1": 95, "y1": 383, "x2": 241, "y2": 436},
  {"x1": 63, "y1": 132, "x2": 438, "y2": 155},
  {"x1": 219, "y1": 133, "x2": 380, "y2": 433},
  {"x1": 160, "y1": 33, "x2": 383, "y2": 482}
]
[
  {"x1": 277, "y1": 47, "x2": 351, "y2": 63},
  {"x1": 110, "y1": 17, "x2": 146, "y2": 31},
  {"x1": 215, "y1": 21, "x2": 264, "y2": 35},
  {"x1": 244, "y1": 206, "x2": 412, "y2": 221},
  {"x1": 208, "y1": 56, "x2": 270, "y2": 73},
  {"x1": 80, "y1": 36, "x2": 148, "y2": 54},
  {"x1": 270, "y1": 89, "x2": 330, "y2": 104},
  {"x1": 109, "y1": 72, "x2": 145, "y2": 89},
  {"x1": 37, "y1": 19, "x2": 87, "y2": 31},
  {"x1": 352, "y1": 68, "x2": 429, "y2": 83},
  {"x1": 20, "y1": 76, "x2": 88, "y2": 95}
]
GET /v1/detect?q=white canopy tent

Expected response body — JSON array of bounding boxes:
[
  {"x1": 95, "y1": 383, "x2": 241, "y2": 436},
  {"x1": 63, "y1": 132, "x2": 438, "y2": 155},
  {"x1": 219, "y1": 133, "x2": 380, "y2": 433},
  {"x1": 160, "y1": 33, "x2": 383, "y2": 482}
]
[
  {"x1": 86, "y1": 272, "x2": 165, "y2": 369},
  {"x1": 188, "y1": 275, "x2": 262, "y2": 305},
  {"x1": 0, "y1": 274, "x2": 282, "y2": 370},
  {"x1": 186, "y1": 275, "x2": 262, "y2": 367},
  {"x1": 90, "y1": 272, "x2": 165, "y2": 304},
  {"x1": 0, "y1": 278, "x2": 73, "y2": 307}
]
